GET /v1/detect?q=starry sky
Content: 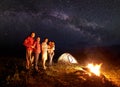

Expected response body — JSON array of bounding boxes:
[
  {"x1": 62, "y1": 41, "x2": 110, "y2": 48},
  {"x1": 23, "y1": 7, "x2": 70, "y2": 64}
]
[{"x1": 0, "y1": 0, "x2": 120, "y2": 54}]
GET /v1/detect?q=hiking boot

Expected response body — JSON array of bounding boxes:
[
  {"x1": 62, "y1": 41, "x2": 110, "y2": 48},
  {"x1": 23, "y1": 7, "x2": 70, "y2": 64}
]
[
  {"x1": 43, "y1": 66, "x2": 47, "y2": 70},
  {"x1": 35, "y1": 66, "x2": 38, "y2": 71},
  {"x1": 26, "y1": 66, "x2": 30, "y2": 70}
]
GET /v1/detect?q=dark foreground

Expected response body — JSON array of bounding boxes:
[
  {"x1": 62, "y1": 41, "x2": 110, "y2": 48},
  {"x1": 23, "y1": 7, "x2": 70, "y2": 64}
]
[
  {"x1": 0, "y1": 46, "x2": 120, "y2": 87},
  {"x1": 0, "y1": 57, "x2": 119, "y2": 87}
]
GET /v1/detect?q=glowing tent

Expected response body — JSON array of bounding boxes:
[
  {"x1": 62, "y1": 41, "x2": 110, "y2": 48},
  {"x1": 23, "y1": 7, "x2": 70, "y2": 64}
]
[{"x1": 57, "y1": 53, "x2": 78, "y2": 64}]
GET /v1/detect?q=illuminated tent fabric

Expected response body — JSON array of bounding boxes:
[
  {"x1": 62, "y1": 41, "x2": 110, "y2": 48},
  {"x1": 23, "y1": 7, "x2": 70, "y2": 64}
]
[{"x1": 57, "y1": 53, "x2": 78, "y2": 64}]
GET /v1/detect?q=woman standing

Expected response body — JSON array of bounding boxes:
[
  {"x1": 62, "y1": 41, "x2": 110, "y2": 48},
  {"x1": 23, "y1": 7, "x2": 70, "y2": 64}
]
[
  {"x1": 33, "y1": 37, "x2": 41, "y2": 71},
  {"x1": 48, "y1": 41, "x2": 55, "y2": 66}
]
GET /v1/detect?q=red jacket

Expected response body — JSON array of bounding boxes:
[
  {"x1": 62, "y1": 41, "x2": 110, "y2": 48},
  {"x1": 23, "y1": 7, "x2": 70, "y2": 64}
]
[
  {"x1": 23, "y1": 36, "x2": 34, "y2": 51},
  {"x1": 33, "y1": 41, "x2": 41, "y2": 54}
]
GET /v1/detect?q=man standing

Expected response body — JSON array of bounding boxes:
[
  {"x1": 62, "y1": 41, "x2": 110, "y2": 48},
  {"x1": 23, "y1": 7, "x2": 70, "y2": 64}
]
[
  {"x1": 23, "y1": 32, "x2": 35, "y2": 70},
  {"x1": 41, "y1": 38, "x2": 48, "y2": 70}
]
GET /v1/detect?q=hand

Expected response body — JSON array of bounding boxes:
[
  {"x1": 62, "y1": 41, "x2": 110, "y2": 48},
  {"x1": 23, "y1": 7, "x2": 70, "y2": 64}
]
[{"x1": 31, "y1": 46, "x2": 34, "y2": 48}]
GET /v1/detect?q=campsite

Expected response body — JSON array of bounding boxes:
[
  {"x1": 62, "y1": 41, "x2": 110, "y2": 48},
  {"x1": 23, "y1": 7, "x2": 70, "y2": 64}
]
[
  {"x1": 0, "y1": 46, "x2": 120, "y2": 87},
  {"x1": 0, "y1": 1, "x2": 120, "y2": 87}
]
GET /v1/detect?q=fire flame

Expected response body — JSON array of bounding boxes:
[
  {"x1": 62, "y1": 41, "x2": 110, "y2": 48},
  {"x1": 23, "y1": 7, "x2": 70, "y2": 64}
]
[{"x1": 87, "y1": 63, "x2": 102, "y2": 76}]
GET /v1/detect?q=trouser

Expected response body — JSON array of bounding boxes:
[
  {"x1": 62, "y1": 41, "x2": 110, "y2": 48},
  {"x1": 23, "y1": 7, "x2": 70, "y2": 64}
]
[
  {"x1": 42, "y1": 52, "x2": 47, "y2": 69},
  {"x1": 35, "y1": 53, "x2": 40, "y2": 70},
  {"x1": 26, "y1": 50, "x2": 32, "y2": 69},
  {"x1": 49, "y1": 52, "x2": 54, "y2": 65}
]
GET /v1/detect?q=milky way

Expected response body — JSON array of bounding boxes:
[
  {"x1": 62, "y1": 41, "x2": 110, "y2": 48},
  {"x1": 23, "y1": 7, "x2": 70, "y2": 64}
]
[{"x1": 0, "y1": 0, "x2": 120, "y2": 50}]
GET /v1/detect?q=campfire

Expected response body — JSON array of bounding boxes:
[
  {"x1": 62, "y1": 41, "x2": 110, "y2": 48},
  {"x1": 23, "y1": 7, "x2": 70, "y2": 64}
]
[{"x1": 87, "y1": 63, "x2": 102, "y2": 76}]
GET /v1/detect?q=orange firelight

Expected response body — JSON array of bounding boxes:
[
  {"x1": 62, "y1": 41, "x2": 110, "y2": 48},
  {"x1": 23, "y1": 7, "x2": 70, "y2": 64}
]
[{"x1": 87, "y1": 63, "x2": 102, "y2": 76}]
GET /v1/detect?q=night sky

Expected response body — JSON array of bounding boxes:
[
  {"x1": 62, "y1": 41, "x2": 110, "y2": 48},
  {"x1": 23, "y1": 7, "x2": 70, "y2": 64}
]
[{"x1": 0, "y1": 0, "x2": 120, "y2": 55}]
